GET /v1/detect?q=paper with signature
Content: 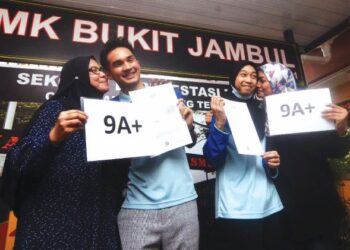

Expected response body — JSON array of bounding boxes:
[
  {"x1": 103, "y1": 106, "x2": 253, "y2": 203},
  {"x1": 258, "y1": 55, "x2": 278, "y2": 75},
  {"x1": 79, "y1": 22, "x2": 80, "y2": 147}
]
[
  {"x1": 223, "y1": 99, "x2": 264, "y2": 155},
  {"x1": 129, "y1": 83, "x2": 192, "y2": 155}
]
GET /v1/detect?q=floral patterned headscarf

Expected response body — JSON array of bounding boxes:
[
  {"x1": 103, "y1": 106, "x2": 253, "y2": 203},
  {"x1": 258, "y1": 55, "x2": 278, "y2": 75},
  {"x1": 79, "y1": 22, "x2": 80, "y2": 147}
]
[{"x1": 259, "y1": 62, "x2": 297, "y2": 94}]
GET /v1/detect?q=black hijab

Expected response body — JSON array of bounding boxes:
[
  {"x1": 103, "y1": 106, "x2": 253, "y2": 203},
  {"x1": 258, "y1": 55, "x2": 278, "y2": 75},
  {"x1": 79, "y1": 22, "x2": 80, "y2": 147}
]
[
  {"x1": 21, "y1": 56, "x2": 104, "y2": 138},
  {"x1": 51, "y1": 56, "x2": 105, "y2": 110},
  {"x1": 223, "y1": 60, "x2": 266, "y2": 140},
  {"x1": 0, "y1": 56, "x2": 108, "y2": 213}
]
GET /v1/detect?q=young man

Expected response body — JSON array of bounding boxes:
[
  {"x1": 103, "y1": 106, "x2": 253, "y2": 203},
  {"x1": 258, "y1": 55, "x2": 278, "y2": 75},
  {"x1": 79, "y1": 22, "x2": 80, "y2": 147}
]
[{"x1": 100, "y1": 38, "x2": 199, "y2": 250}]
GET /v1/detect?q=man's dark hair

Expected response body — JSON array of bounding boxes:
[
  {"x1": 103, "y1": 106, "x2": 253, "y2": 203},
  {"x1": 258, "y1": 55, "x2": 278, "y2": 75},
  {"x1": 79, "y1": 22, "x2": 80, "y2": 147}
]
[{"x1": 100, "y1": 37, "x2": 135, "y2": 70}]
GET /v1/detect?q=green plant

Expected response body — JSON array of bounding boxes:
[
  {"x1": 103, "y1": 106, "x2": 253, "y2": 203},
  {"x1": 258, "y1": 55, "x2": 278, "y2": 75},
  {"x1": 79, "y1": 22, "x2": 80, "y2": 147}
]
[{"x1": 329, "y1": 151, "x2": 350, "y2": 176}]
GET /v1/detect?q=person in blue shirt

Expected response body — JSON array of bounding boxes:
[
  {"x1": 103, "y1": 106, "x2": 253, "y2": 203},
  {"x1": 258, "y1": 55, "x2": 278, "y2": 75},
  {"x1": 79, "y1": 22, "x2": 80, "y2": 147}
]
[
  {"x1": 203, "y1": 61, "x2": 283, "y2": 250},
  {"x1": 100, "y1": 37, "x2": 199, "y2": 250}
]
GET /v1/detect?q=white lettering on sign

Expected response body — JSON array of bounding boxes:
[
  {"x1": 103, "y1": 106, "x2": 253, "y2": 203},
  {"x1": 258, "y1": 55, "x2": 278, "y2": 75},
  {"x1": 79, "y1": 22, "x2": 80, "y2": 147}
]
[{"x1": 17, "y1": 73, "x2": 59, "y2": 87}]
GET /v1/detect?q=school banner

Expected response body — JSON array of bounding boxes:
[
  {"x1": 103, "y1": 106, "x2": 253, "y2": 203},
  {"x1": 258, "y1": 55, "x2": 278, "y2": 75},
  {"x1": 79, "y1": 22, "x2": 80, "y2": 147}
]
[
  {"x1": 0, "y1": 2, "x2": 307, "y2": 248},
  {"x1": 0, "y1": 0, "x2": 305, "y2": 84}
]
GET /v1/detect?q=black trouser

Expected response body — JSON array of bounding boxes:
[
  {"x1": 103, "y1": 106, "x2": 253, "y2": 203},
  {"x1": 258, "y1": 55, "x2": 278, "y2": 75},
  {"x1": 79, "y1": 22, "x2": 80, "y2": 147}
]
[
  {"x1": 214, "y1": 212, "x2": 282, "y2": 250},
  {"x1": 282, "y1": 235, "x2": 338, "y2": 250}
]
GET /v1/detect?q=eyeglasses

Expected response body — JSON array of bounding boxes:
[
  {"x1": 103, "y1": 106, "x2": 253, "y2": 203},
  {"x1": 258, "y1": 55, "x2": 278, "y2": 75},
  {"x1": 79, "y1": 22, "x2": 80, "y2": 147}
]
[{"x1": 88, "y1": 66, "x2": 105, "y2": 75}]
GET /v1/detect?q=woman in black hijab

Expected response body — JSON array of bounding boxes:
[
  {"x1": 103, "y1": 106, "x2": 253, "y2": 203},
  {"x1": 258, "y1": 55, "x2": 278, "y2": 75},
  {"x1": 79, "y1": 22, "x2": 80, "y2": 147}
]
[
  {"x1": 203, "y1": 61, "x2": 283, "y2": 250},
  {"x1": 1, "y1": 56, "x2": 128, "y2": 249},
  {"x1": 258, "y1": 62, "x2": 349, "y2": 250},
  {"x1": 224, "y1": 60, "x2": 267, "y2": 140}
]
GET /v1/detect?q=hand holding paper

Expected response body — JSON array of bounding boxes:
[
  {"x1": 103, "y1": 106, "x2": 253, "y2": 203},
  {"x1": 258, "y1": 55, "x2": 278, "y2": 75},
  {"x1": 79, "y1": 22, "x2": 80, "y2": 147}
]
[
  {"x1": 83, "y1": 84, "x2": 193, "y2": 161},
  {"x1": 321, "y1": 103, "x2": 349, "y2": 136},
  {"x1": 265, "y1": 88, "x2": 335, "y2": 136},
  {"x1": 83, "y1": 98, "x2": 154, "y2": 161}
]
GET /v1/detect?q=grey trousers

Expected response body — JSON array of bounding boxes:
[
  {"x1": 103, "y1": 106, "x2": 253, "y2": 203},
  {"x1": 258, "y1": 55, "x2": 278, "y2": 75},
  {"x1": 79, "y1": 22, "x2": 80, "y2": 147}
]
[{"x1": 117, "y1": 200, "x2": 199, "y2": 250}]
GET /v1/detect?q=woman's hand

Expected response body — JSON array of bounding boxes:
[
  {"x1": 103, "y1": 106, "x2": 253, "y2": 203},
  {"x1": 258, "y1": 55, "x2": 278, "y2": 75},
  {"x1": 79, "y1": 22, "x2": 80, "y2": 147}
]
[
  {"x1": 211, "y1": 96, "x2": 227, "y2": 131},
  {"x1": 49, "y1": 110, "x2": 88, "y2": 144},
  {"x1": 262, "y1": 151, "x2": 280, "y2": 169},
  {"x1": 322, "y1": 104, "x2": 349, "y2": 136},
  {"x1": 178, "y1": 99, "x2": 194, "y2": 129},
  {"x1": 205, "y1": 110, "x2": 213, "y2": 126}
]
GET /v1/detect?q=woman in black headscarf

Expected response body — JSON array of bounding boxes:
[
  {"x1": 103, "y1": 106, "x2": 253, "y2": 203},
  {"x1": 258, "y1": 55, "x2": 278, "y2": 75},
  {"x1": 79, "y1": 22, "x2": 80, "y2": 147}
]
[
  {"x1": 203, "y1": 61, "x2": 283, "y2": 250},
  {"x1": 1, "y1": 56, "x2": 128, "y2": 249},
  {"x1": 258, "y1": 62, "x2": 350, "y2": 250}
]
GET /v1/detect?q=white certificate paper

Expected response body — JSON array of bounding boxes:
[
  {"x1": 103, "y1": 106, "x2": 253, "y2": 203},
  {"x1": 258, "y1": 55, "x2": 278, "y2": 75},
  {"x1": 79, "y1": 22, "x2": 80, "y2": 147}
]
[
  {"x1": 223, "y1": 99, "x2": 264, "y2": 155},
  {"x1": 265, "y1": 88, "x2": 335, "y2": 136},
  {"x1": 83, "y1": 98, "x2": 154, "y2": 161},
  {"x1": 129, "y1": 83, "x2": 192, "y2": 156}
]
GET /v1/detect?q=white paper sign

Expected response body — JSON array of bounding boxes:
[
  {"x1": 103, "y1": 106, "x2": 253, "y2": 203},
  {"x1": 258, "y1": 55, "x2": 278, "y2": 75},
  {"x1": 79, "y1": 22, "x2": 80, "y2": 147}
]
[
  {"x1": 265, "y1": 88, "x2": 335, "y2": 136},
  {"x1": 224, "y1": 99, "x2": 264, "y2": 155},
  {"x1": 83, "y1": 98, "x2": 154, "y2": 161},
  {"x1": 129, "y1": 83, "x2": 192, "y2": 156}
]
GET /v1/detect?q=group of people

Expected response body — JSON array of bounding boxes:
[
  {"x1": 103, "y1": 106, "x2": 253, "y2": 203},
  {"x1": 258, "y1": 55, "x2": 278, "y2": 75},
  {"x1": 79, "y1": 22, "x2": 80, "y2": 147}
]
[
  {"x1": 0, "y1": 37, "x2": 349, "y2": 250},
  {"x1": 204, "y1": 61, "x2": 350, "y2": 250}
]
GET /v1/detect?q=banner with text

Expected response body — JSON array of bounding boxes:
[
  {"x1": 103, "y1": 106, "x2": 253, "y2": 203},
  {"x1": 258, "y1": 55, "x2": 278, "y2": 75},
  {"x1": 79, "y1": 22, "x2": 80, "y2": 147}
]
[{"x1": 0, "y1": 1, "x2": 305, "y2": 85}]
